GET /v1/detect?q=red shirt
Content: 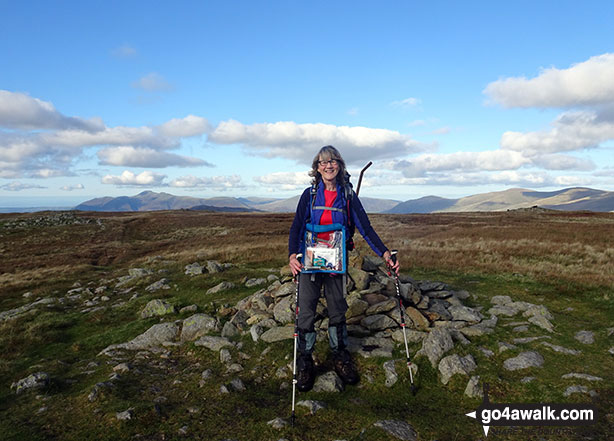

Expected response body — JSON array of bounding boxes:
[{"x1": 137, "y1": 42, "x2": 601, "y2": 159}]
[{"x1": 318, "y1": 189, "x2": 337, "y2": 241}]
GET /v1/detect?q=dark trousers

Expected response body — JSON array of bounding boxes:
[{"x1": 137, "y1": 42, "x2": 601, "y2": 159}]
[{"x1": 297, "y1": 272, "x2": 348, "y2": 354}]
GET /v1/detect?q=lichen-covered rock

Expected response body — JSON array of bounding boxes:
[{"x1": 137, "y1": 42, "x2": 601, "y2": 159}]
[
  {"x1": 503, "y1": 351, "x2": 544, "y2": 371},
  {"x1": 417, "y1": 328, "x2": 454, "y2": 367},
  {"x1": 140, "y1": 299, "x2": 176, "y2": 318},
  {"x1": 181, "y1": 314, "x2": 218, "y2": 341},
  {"x1": 11, "y1": 372, "x2": 50, "y2": 394}
]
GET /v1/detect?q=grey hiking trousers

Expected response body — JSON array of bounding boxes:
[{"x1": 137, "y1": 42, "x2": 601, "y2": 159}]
[{"x1": 297, "y1": 272, "x2": 348, "y2": 354}]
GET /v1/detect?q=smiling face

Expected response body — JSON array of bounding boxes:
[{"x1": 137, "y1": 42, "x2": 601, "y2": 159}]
[{"x1": 318, "y1": 154, "x2": 340, "y2": 186}]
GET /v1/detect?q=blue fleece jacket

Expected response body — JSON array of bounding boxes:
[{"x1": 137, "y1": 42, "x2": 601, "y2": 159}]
[{"x1": 288, "y1": 182, "x2": 389, "y2": 258}]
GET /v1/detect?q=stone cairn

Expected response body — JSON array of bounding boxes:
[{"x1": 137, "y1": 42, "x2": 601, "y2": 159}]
[{"x1": 220, "y1": 250, "x2": 492, "y2": 379}]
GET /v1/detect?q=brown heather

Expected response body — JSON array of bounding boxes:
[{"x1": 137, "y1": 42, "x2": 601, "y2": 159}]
[{"x1": 1, "y1": 209, "x2": 613, "y2": 296}]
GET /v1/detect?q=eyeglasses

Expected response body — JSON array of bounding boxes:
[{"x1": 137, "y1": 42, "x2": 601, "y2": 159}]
[{"x1": 318, "y1": 159, "x2": 338, "y2": 167}]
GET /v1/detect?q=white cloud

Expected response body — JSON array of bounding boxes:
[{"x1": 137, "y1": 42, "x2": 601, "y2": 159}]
[
  {"x1": 429, "y1": 126, "x2": 451, "y2": 135},
  {"x1": 393, "y1": 150, "x2": 531, "y2": 178},
  {"x1": 158, "y1": 115, "x2": 211, "y2": 137},
  {"x1": 60, "y1": 184, "x2": 85, "y2": 191},
  {"x1": 0, "y1": 90, "x2": 104, "y2": 131},
  {"x1": 391, "y1": 97, "x2": 422, "y2": 107},
  {"x1": 102, "y1": 170, "x2": 167, "y2": 186},
  {"x1": 97, "y1": 146, "x2": 212, "y2": 168},
  {"x1": 253, "y1": 171, "x2": 312, "y2": 191},
  {"x1": 0, "y1": 181, "x2": 47, "y2": 191},
  {"x1": 132, "y1": 73, "x2": 174, "y2": 92},
  {"x1": 500, "y1": 110, "x2": 614, "y2": 154},
  {"x1": 530, "y1": 154, "x2": 595, "y2": 171},
  {"x1": 208, "y1": 119, "x2": 433, "y2": 165},
  {"x1": 484, "y1": 53, "x2": 614, "y2": 108},
  {"x1": 169, "y1": 174, "x2": 244, "y2": 190}
]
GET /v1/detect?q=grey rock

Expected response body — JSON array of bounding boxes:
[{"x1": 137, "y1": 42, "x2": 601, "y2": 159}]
[
  {"x1": 140, "y1": 299, "x2": 176, "y2": 319},
  {"x1": 523, "y1": 304, "x2": 553, "y2": 321},
  {"x1": 405, "y1": 307, "x2": 430, "y2": 330},
  {"x1": 513, "y1": 325, "x2": 529, "y2": 333},
  {"x1": 521, "y1": 377, "x2": 536, "y2": 383},
  {"x1": 438, "y1": 354, "x2": 477, "y2": 385},
  {"x1": 221, "y1": 321, "x2": 240, "y2": 338},
  {"x1": 488, "y1": 304, "x2": 520, "y2": 317},
  {"x1": 181, "y1": 314, "x2": 218, "y2": 341},
  {"x1": 465, "y1": 375, "x2": 483, "y2": 398},
  {"x1": 113, "y1": 363, "x2": 133, "y2": 373},
  {"x1": 503, "y1": 351, "x2": 544, "y2": 371},
  {"x1": 313, "y1": 371, "x2": 344, "y2": 392},
  {"x1": 145, "y1": 278, "x2": 170, "y2": 292},
  {"x1": 383, "y1": 360, "x2": 399, "y2": 387},
  {"x1": 99, "y1": 322, "x2": 181, "y2": 354},
  {"x1": 129, "y1": 268, "x2": 152, "y2": 278},
  {"x1": 417, "y1": 328, "x2": 454, "y2": 368},
  {"x1": 498, "y1": 342, "x2": 517, "y2": 353},
  {"x1": 206, "y1": 282, "x2": 235, "y2": 294},
  {"x1": 273, "y1": 296, "x2": 294, "y2": 324},
  {"x1": 459, "y1": 324, "x2": 494, "y2": 337},
  {"x1": 609, "y1": 347, "x2": 614, "y2": 355},
  {"x1": 419, "y1": 280, "x2": 447, "y2": 291},
  {"x1": 541, "y1": 342, "x2": 581, "y2": 355},
  {"x1": 194, "y1": 335, "x2": 235, "y2": 351},
  {"x1": 448, "y1": 305, "x2": 482, "y2": 323},
  {"x1": 206, "y1": 260, "x2": 224, "y2": 273},
  {"x1": 361, "y1": 314, "x2": 397, "y2": 331},
  {"x1": 226, "y1": 363, "x2": 244, "y2": 374},
  {"x1": 184, "y1": 263, "x2": 205, "y2": 276},
  {"x1": 575, "y1": 330, "x2": 595, "y2": 344},
  {"x1": 564, "y1": 385, "x2": 597, "y2": 397},
  {"x1": 373, "y1": 420, "x2": 418, "y2": 441},
  {"x1": 362, "y1": 255, "x2": 385, "y2": 272},
  {"x1": 348, "y1": 266, "x2": 370, "y2": 291},
  {"x1": 229, "y1": 378, "x2": 246, "y2": 391},
  {"x1": 250, "y1": 324, "x2": 265, "y2": 342},
  {"x1": 245, "y1": 278, "x2": 267, "y2": 288},
  {"x1": 220, "y1": 348, "x2": 232, "y2": 364},
  {"x1": 297, "y1": 400, "x2": 327, "y2": 414},
  {"x1": 267, "y1": 417, "x2": 288, "y2": 429},
  {"x1": 366, "y1": 299, "x2": 397, "y2": 315},
  {"x1": 478, "y1": 347, "x2": 495, "y2": 358},
  {"x1": 271, "y1": 282, "x2": 295, "y2": 298},
  {"x1": 527, "y1": 315, "x2": 554, "y2": 332},
  {"x1": 260, "y1": 326, "x2": 294, "y2": 343},
  {"x1": 116, "y1": 408, "x2": 134, "y2": 420},
  {"x1": 562, "y1": 373, "x2": 603, "y2": 381},
  {"x1": 513, "y1": 336, "x2": 550, "y2": 344},
  {"x1": 391, "y1": 329, "x2": 426, "y2": 344},
  {"x1": 491, "y1": 295, "x2": 513, "y2": 305},
  {"x1": 11, "y1": 372, "x2": 50, "y2": 394}
]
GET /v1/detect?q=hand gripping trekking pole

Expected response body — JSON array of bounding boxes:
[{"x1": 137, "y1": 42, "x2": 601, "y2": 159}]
[
  {"x1": 386, "y1": 250, "x2": 417, "y2": 395},
  {"x1": 290, "y1": 254, "x2": 302, "y2": 427}
]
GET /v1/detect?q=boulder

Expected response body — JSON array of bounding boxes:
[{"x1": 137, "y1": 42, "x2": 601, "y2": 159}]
[
  {"x1": 361, "y1": 314, "x2": 397, "y2": 331},
  {"x1": 438, "y1": 354, "x2": 477, "y2": 385},
  {"x1": 180, "y1": 313, "x2": 218, "y2": 341},
  {"x1": 260, "y1": 326, "x2": 294, "y2": 343},
  {"x1": 503, "y1": 351, "x2": 544, "y2": 371},
  {"x1": 417, "y1": 328, "x2": 454, "y2": 368},
  {"x1": 11, "y1": 372, "x2": 50, "y2": 394},
  {"x1": 373, "y1": 420, "x2": 418, "y2": 441},
  {"x1": 312, "y1": 371, "x2": 343, "y2": 392},
  {"x1": 206, "y1": 282, "x2": 235, "y2": 295},
  {"x1": 140, "y1": 299, "x2": 176, "y2": 319},
  {"x1": 99, "y1": 322, "x2": 181, "y2": 355}
]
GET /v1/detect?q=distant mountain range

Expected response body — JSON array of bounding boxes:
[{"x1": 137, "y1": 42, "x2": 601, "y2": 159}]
[{"x1": 74, "y1": 187, "x2": 614, "y2": 213}]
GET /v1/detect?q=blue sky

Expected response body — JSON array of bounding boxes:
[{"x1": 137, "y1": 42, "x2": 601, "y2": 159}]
[{"x1": 2, "y1": 0, "x2": 614, "y2": 207}]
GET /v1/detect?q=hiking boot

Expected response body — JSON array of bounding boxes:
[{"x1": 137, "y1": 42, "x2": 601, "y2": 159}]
[
  {"x1": 296, "y1": 354, "x2": 315, "y2": 392},
  {"x1": 333, "y1": 349, "x2": 359, "y2": 385}
]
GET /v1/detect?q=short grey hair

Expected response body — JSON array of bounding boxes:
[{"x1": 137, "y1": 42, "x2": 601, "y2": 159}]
[{"x1": 309, "y1": 145, "x2": 349, "y2": 186}]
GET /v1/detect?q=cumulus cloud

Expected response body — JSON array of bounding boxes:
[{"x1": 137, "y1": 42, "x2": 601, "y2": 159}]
[
  {"x1": 0, "y1": 181, "x2": 47, "y2": 191},
  {"x1": 158, "y1": 115, "x2": 211, "y2": 137},
  {"x1": 530, "y1": 154, "x2": 595, "y2": 171},
  {"x1": 208, "y1": 120, "x2": 433, "y2": 165},
  {"x1": 0, "y1": 90, "x2": 104, "y2": 131},
  {"x1": 102, "y1": 170, "x2": 167, "y2": 186},
  {"x1": 132, "y1": 73, "x2": 174, "y2": 92},
  {"x1": 253, "y1": 171, "x2": 312, "y2": 191},
  {"x1": 500, "y1": 110, "x2": 614, "y2": 154},
  {"x1": 393, "y1": 150, "x2": 531, "y2": 178},
  {"x1": 484, "y1": 53, "x2": 614, "y2": 108},
  {"x1": 169, "y1": 174, "x2": 244, "y2": 190},
  {"x1": 97, "y1": 146, "x2": 212, "y2": 168},
  {"x1": 60, "y1": 184, "x2": 85, "y2": 191}
]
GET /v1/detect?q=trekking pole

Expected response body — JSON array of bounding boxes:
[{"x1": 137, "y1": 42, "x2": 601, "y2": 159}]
[
  {"x1": 355, "y1": 161, "x2": 372, "y2": 196},
  {"x1": 386, "y1": 250, "x2": 417, "y2": 395},
  {"x1": 290, "y1": 254, "x2": 302, "y2": 426}
]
